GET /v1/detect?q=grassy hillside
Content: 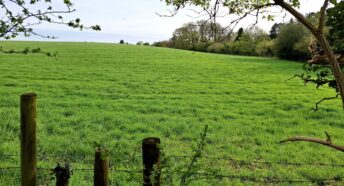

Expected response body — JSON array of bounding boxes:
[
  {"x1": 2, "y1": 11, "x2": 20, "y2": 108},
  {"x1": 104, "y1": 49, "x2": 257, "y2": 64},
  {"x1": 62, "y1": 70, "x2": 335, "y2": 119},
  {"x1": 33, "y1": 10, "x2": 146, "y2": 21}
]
[{"x1": 0, "y1": 41, "x2": 343, "y2": 185}]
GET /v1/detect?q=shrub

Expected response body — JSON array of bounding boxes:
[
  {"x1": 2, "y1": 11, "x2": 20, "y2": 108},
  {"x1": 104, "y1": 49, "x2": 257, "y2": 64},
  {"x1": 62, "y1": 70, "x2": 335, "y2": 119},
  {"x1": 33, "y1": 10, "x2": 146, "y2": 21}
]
[
  {"x1": 194, "y1": 42, "x2": 209, "y2": 52},
  {"x1": 207, "y1": 43, "x2": 224, "y2": 53},
  {"x1": 31, "y1": 47, "x2": 41, "y2": 53},
  {"x1": 227, "y1": 41, "x2": 255, "y2": 56},
  {"x1": 293, "y1": 35, "x2": 311, "y2": 60},
  {"x1": 152, "y1": 40, "x2": 173, "y2": 48},
  {"x1": 274, "y1": 23, "x2": 308, "y2": 60},
  {"x1": 255, "y1": 40, "x2": 274, "y2": 56}
]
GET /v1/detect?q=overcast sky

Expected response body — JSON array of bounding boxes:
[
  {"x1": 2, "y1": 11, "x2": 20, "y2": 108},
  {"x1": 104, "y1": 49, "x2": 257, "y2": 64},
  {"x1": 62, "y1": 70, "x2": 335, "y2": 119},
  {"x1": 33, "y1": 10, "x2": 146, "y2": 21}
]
[{"x1": 12, "y1": 0, "x2": 324, "y2": 43}]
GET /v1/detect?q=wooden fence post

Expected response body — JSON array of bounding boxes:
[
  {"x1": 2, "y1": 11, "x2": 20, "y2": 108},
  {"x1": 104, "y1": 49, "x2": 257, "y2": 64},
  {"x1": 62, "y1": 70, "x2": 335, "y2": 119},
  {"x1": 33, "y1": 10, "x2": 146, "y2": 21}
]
[
  {"x1": 94, "y1": 147, "x2": 109, "y2": 186},
  {"x1": 20, "y1": 93, "x2": 37, "y2": 186},
  {"x1": 53, "y1": 164, "x2": 71, "y2": 186},
  {"x1": 142, "y1": 137, "x2": 161, "y2": 186}
]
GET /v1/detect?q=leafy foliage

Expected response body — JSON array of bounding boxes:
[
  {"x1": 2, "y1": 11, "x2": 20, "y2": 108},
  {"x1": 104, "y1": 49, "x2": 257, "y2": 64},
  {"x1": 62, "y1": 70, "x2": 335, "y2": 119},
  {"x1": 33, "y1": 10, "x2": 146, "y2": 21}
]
[
  {"x1": 207, "y1": 42, "x2": 224, "y2": 53},
  {"x1": 326, "y1": 1, "x2": 344, "y2": 53},
  {"x1": 274, "y1": 22, "x2": 309, "y2": 60},
  {"x1": 298, "y1": 65, "x2": 337, "y2": 90},
  {"x1": 180, "y1": 125, "x2": 209, "y2": 186},
  {"x1": 255, "y1": 39, "x2": 274, "y2": 56},
  {"x1": 152, "y1": 40, "x2": 174, "y2": 47},
  {"x1": 0, "y1": 46, "x2": 58, "y2": 57},
  {"x1": 269, "y1": 23, "x2": 281, "y2": 39},
  {"x1": 156, "y1": 21, "x2": 275, "y2": 57},
  {"x1": 159, "y1": 125, "x2": 211, "y2": 186},
  {"x1": 171, "y1": 21, "x2": 229, "y2": 50},
  {"x1": 194, "y1": 41, "x2": 209, "y2": 52},
  {"x1": 0, "y1": 0, "x2": 101, "y2": 39},
  {"x1": 226, "y1": 38, "x2": 255, "y2": 56},
  {"x1": 172, "y1": 23, "x2": 199, "y2": 50},
  {"x1": 164, "y1": 0, "x2": 284, "y2": 15},
  {"x1": 288, "y1": 63, "x2": 341, "y2": 110}
]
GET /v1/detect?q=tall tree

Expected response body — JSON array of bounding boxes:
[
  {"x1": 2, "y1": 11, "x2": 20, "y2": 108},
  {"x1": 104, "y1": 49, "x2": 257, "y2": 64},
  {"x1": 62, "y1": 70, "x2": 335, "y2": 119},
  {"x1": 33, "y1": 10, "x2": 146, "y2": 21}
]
[
  {"x1": 196, "y1": 20, "x2": 228, "y2": 42},
  {"x1": 235, "y1": 27, "x2": 244, "y2": 42},
  {"x1": 269, "y1": 23, "x2": 281, "y2": 39},
  {"x1": 172, "y1": 22, "x2": 199, "y2": 49},
  {"x1": 163, "y1": 0, "x2": 344, "y2": 110}
]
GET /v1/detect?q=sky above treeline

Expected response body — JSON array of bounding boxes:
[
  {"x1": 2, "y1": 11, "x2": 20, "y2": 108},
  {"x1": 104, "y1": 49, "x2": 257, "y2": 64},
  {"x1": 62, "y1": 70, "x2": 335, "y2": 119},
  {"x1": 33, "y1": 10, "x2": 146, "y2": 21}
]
[{"x1": 12, "y1": 0, "x2": 323, "y2": 44}]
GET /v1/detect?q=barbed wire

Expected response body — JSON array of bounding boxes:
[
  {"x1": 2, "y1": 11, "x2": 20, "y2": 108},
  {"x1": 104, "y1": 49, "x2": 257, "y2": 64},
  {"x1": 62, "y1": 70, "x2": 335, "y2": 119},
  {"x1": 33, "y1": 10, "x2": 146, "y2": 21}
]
[
  {"x1": 1, "y1": 154, "x2": 343, "y2": 167},
  {"x1": 0, "y1": 166, "x2": 343, "y2": 184},
  {"x1": 0, "y1": 166, "x2": 21, "y2": 170},
  {"x1": 0, "y1": 166, "x2": 141, "y2": 174},
  {"x1": 168, "y1": 155, "x2": 344, "y2": 167},
  {"x1": 170, "y1": 171, "x2": 344, "y2": 183}
]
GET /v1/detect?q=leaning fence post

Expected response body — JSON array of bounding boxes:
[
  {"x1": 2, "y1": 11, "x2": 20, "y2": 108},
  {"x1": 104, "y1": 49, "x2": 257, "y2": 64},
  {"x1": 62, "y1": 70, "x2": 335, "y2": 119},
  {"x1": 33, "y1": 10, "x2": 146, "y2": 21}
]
[
  {"x1": 142, "y1": 137, "x2": 161, "y2": 186},
  {"x1": 20, "y1": 93, "x2": 37, "y2": 186},
  {"x1": 94, "y1": 147, "x2": 109, "y2": 186}
]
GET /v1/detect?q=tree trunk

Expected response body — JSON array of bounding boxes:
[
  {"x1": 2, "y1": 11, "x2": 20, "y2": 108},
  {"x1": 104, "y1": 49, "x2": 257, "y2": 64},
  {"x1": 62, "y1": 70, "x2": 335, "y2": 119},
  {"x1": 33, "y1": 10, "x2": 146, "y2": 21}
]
[{"x1": 315, "y1": 33, "x2": 344, "y2": 109}]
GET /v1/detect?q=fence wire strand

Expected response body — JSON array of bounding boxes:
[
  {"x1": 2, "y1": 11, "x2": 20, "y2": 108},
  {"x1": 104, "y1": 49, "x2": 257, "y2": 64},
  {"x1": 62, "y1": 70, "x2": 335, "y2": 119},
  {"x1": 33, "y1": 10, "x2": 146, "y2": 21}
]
[
  {"x1": 1, "y1": 153, "x2": 344, "y2": 184},
  {"x1": 1, "y1": 153, "x2": 344, "y2": 167},
  {"x1": 0, "y1": 166, "x2": 343, "y2": 184}
]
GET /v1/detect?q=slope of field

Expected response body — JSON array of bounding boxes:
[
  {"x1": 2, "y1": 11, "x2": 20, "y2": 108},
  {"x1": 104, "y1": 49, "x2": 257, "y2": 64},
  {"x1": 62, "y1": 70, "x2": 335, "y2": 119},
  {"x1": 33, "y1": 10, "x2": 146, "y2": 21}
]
[{"x1": 0, "y1": 41, "x2": 343, "y2": 185}]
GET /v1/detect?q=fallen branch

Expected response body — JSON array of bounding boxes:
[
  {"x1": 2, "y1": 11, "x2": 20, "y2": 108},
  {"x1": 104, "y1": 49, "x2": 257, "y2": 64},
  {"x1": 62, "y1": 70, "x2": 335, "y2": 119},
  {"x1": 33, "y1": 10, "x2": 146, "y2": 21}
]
[{"x1": 280, "y1": 132, "x2": 344, "y2": 152}]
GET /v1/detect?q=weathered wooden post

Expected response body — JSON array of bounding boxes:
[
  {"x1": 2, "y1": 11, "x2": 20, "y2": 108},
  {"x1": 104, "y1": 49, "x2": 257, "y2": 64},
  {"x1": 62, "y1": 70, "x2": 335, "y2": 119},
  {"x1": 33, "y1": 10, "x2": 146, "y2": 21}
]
[
  {"x1": 142, "y1": 137, "x2": 161, "y2": 186},
  {"x1": 53, "y1": 163, "x2": 71, "y2": 186},
  {"x1": 94, "y1": 147, "x2": 109, "y2": 186},
  {"x1": 20, "y1": 93, "x2": 37, "y2": 186}
]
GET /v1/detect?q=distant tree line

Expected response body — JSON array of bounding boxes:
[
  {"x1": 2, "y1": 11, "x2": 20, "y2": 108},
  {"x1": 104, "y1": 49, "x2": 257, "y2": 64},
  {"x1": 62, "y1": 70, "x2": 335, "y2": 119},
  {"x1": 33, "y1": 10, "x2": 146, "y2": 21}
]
[
  {"x1": 152, "y1": 14, "x2": 337, "y2": 61},
  {"x1": 118, "y1": 40, "x2": 150, "y2": 46}
]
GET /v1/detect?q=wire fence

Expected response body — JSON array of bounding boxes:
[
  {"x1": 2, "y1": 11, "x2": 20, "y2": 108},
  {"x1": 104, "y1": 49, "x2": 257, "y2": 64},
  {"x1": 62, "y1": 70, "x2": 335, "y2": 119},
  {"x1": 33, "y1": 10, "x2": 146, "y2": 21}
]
[
  {"x1": 1, "y1": 153, "x2": 344, "y2": 167},
  {"x1": 1, "y1": 153, "x2": 343, "y2": 184},
  {"x1": 0, "y1": 166, "x2": 343, "y2": 184}
]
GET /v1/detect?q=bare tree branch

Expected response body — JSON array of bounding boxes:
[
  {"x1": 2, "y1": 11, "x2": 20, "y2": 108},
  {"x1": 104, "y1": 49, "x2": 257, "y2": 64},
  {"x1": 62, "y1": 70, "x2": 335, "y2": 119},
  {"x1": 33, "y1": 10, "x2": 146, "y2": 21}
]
[
  {"x1": 273, "y1": 0, "x2": 318, "y2": 34},
  {"x1": 281, "y1": 132, "x2": 344, "y2": 152},
  {"x1": 318, "y1": 0, "x2": 330, "y2": 33},
  {"x1": 314, "y1": 94, "x2": 339, "y2": 111}
]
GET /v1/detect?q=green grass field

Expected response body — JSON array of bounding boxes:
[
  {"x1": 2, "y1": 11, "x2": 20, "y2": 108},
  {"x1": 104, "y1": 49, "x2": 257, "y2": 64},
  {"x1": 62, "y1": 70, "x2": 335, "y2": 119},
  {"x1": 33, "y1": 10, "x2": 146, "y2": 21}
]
[{"x1": 0, "y1": 41, "x2": 343, "y2": 185}]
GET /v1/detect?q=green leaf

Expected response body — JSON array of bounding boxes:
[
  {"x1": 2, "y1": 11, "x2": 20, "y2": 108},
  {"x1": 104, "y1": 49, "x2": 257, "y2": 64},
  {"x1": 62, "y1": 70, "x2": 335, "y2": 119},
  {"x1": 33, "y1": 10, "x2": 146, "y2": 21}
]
[{"x1": 330, "y1": 0, "x2": 337, "y2": 5}]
